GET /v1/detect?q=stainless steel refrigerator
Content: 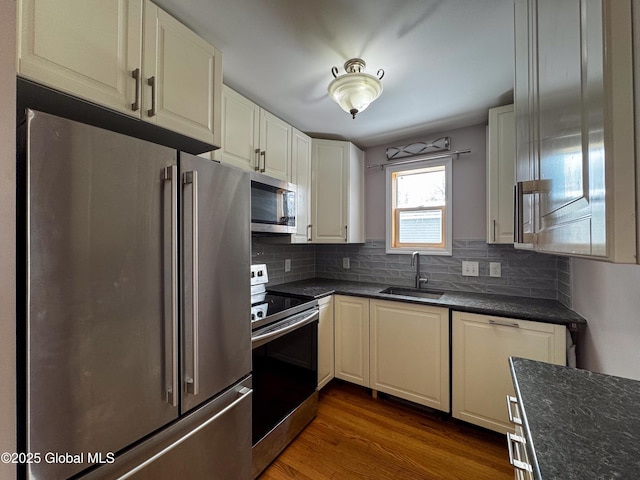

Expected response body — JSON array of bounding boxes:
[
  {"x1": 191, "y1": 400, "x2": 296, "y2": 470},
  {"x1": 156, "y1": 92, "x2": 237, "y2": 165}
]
[{"x1": 20, "y1": 109, "x2": 252, "y2": 479}]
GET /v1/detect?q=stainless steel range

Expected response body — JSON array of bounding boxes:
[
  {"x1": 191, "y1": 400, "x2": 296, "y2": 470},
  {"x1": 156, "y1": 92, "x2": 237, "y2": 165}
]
[{"x1": 250, "y1": 264, "x2": 319, "y2": 478}]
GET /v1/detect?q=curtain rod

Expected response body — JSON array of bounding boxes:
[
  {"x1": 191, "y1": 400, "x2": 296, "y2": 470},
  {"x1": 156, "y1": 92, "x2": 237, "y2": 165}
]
[{"x1": 366, "y1": 148, "x2": 472, "y2": 169}]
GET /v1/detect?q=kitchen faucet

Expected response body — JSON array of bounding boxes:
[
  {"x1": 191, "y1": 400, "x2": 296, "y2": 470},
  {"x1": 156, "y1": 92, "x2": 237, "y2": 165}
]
[{"x1": 411, "y1": 251, "x2": 429, "y2": 289}]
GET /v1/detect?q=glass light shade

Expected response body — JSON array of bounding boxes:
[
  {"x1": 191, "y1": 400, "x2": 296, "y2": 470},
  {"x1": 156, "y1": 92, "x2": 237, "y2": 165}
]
[{"x1": 328, "y1": 72, "x2": 383, "y2": 119}]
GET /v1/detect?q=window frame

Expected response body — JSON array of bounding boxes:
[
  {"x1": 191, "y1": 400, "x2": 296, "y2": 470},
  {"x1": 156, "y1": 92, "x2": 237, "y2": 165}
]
[{"x1": 385, "y1": 157, "x2": 453, "y2": 256}]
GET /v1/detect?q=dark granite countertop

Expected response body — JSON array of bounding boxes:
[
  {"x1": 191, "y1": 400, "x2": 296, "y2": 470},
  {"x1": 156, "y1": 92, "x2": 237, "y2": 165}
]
[
  {"x1": 268, "y1": 278, "x2": 585, "y2": 327},
  {"x1": 509, "y1": 358, "x2": 640, "y2": 479}
]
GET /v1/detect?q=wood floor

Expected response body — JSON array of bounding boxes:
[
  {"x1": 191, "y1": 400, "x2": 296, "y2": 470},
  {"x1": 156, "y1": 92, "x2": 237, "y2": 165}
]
[{"x1": 259, "y1": 381, "x2": 513, "y2": 480}]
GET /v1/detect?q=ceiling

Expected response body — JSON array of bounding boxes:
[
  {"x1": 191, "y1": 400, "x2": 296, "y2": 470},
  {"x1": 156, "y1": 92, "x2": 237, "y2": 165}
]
[{"x1": 153, "y1": 0, "x2": 515, "y2": 148}]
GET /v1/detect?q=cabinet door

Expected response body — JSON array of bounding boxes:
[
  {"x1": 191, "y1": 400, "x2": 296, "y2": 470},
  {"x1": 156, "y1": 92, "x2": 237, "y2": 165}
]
[
  {"x1": 291, "y1": 129, "x2": 312, "y2": 243},
  {"x1": 514, "y1": 0, "x2": 635, "y2": 260},
  {"x1": 317, "y1": 296, "x2": 334, "y2": 390},
  {"x1": 535, "y1": 0, "x2": 600, "y2": 256},
  {"x1": 17, "y1": 0, "x2": 143, "y2": 116},
  {"x1": 311, "y1": 140, "x2": 348, "y2": 243},
  {"x1": 215, "y1": 85, "x2": 260, "y2": 171},
  {"x1": 487, "y1": 104, "x2": 515, "y2": 244},
  {"x1": 143, "y1": 1, "x2": 221, "y2": 144},
  {"x1": 513, "y1": 0, "x2": 536, "y2": 245},
  {"x1": 370, "y1": 300, "x2": 449, "y2": 412},
  {"x1": 347, "y1": 143, "x2": 365, "y2": 243},
  {"x1": 334, "y1": 295, "x2": 369, "y2": 387},
  {"x1": 452, "y1": 311, "x2": 566, "y2": 434},
  {"x1": 259, "y1": 110, "x2": 292, "y2": 181}
]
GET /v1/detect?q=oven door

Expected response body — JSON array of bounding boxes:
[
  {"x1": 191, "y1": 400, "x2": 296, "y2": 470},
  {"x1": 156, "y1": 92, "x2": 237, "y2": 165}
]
[{"x1": 251, "y1": 308, "x2": 318, "y2": 445}]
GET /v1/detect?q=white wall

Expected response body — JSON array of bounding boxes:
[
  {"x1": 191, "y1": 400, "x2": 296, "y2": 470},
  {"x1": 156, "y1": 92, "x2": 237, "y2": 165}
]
[
  {"x1": 0, "y1": 2, "x2": 16, "y2": 479},
  {"x1": 572, "y1": 259, "x2": 640, "y2": 381},
  {"x1": 364, "y1": 124, "x2": 487, "y2": 240}
]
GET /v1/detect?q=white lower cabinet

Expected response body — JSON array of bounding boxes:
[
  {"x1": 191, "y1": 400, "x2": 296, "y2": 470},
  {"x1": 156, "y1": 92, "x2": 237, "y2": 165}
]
[
  {"x1": 334, "y1": 295, "x2": 369, "y2": 387},
  {"x1": 317, "y1": 296, "x2": 334, "y2": 390},
  {"x1": 452, "y1": 311, "x2": 566, "y2": 434},
  {"x1": 333, "y1": 296, "x2": 450, "y2": 412},
  {"x1": 370, "y1": 300, "x2": 449, "y2": 412}
]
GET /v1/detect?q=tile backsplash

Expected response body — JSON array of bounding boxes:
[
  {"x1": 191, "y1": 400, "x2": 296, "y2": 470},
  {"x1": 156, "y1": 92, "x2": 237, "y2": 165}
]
[
  {"x1": 251, "y1": 237, "x2": 316, "y2": 285},
  {"x1": 252, "y1": 237, "x2": 572, "y2": 307}
]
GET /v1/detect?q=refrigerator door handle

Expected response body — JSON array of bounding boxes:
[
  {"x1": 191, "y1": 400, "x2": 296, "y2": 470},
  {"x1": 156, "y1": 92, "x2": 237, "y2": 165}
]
[
  {"x1": 164, "y1": 166, "x2": 179, "y2": 407},
  {"x1": 184, "y1": 171, "x2": 200, "y2": 396}
]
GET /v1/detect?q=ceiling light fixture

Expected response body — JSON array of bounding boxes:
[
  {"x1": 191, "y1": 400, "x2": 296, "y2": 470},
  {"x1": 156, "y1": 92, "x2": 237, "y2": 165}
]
[{"x1": 328, "y1": 58, "x2": 384, "y2": 119}]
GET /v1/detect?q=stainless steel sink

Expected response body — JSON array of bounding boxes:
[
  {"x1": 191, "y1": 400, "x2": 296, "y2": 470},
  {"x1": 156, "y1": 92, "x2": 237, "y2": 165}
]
[{"x1": 379, "y1": 287, "x2": 444, "y2": 300}]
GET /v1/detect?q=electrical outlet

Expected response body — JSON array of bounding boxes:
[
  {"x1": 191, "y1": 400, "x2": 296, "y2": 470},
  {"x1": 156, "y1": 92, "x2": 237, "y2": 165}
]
[
  {"x1": 489, "y1": 262, "x2": 502, "y2": 277},
  {"x1": 462, "y1": 261, "x2": 479, "y2": 277},
  {"x1": 343, "y1": 257, "x2": 350, "y2": 269},
  {"x1": 284, "y1": 258, "x2": 291, "y2": 272}
]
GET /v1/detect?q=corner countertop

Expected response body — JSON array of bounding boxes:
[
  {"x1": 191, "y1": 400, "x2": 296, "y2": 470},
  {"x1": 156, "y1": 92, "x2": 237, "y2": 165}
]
[
  {"x1": 267, "y1": 278, "x2": 585, "y2": 327},
  {"x1": 509, "y1": 357, "x2": 640, "y2": 479}
]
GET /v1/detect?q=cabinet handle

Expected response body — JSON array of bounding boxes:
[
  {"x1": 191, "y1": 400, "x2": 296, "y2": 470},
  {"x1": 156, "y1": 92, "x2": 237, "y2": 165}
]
[
  {"x1": 254, "y1": 149, "x2": 261, "y2": 171},
  {"x1": 147, "y1": 76, "x2": 156, "y2": 117},
  {"x1": 307, "y1": 224, "x2": 312, "y2": 242},
  {"x1": 493, "y1": 219, "x2": 497, "y2": 242},
  {"x1": 489, "y1": 319, "x2": 520, "y2": 328},
  {"x1": 514, "y1": 180, "x2": 543, "y2": 244},
  {"x1": 260, "y1": 151, "x2": 266, "y2": 173},
  {"x1": 506, "y1": 433, "x2": 532, "y2": 473},
  {"x1": 506, "y1": 395, "x2": 523, "y2": 425},
  {"x1": 344, "y1": 225, "x2": 348, "y2": 242},
  {"x1": 131, "y1": 68, "x2": 141, "y2": 112},
  {"x1": 514, "y1": 183, "x2": 523, "y2": 243}
]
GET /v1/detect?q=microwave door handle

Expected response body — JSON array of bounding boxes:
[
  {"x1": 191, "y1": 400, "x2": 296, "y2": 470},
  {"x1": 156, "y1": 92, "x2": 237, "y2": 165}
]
[
  {"x1": 184, "y1": 171, "x2": 199, "y2": 396},
  {"x1": 163, "y1": 166, "x2": 179, "y2": 407}
]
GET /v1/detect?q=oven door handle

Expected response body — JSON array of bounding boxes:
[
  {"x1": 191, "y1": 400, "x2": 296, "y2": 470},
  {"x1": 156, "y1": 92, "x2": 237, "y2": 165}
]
[{"x1": 252, "y1": 309, "x2": 319, "y2": 348}]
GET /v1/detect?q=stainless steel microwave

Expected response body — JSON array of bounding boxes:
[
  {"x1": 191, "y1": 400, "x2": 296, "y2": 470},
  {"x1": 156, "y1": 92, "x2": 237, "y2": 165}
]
[{"x1": 250, "y1": 172, "x2": 296, "y2": 234}]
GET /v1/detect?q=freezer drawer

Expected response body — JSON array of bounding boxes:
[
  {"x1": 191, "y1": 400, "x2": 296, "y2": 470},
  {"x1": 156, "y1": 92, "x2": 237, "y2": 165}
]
[{"x1": 81, "y1": 377, "x2": 253, "y2": 480}]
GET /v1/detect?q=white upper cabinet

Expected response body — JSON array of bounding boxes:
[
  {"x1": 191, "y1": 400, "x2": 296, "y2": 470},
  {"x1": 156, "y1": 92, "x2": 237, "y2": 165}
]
[
  {"x1": 311, "y1": 139, "x2": 365, "y2": 243},
  {"x1": 514, "y1": 0, "x2": 636, "y2": 262},
  {"x1": 486, "y1": 104, "x2": 515, "y2": 244},
  {"x1": 259, "y1": 110, "x2": 292, "y2": 180},
  {"x1": 291, "y1": 128, "x2": 312, "y2": 243},
  {"x1": 17, "y1": 0, "x2": 143, "y2": 115},
  {"x1": 215, "y1": 85, "x2": 260, "y2": 170},
  {"x1": 142, "y1": 2, "x2": 221, "y2": 145},
  {"x1": 17, "y1": 0, "x2": 222, "y2": 145},
  {"x1": 216, "y1": 85, "x2": 292, "y2": 181}
]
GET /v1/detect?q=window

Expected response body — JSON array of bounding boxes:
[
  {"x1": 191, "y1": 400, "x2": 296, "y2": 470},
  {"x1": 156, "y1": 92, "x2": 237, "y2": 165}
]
[{"x1": 385, "y1": 157, "x2": 452, "y2": 255}]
